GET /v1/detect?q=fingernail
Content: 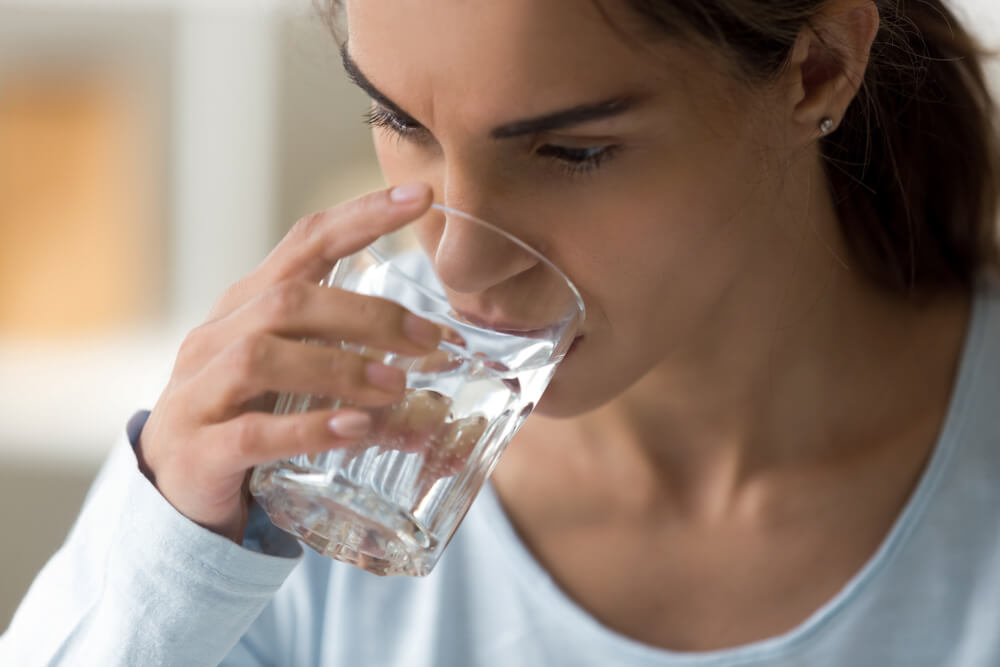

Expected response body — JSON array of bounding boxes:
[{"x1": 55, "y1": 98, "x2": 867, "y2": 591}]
[
  {"x1": 389, "y1": 183, "x2": 428, "y2": 204},
  {"x1": 329, "y1": 411, "x2": 371, "y2": 438},
  {"x1": 403, "y1": 313, "x2": 442, "y2": 348},
  {"x1": 365, "y1": 362, "x2": 407, "y2": 393}
]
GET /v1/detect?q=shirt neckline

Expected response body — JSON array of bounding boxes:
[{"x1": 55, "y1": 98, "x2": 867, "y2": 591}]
[{"x1": 477, "y1": 288, "x2": 994, "y2": 665}]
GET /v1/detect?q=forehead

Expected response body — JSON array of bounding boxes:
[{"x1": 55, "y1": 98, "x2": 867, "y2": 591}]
[{"x1": 344, "y1": 0, "x2": 697, "y2": 127}]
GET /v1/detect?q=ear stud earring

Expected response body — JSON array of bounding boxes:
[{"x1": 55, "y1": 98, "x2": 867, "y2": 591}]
[{"x1": 819, "y1": 117, "x2": 835, "y2": 135}]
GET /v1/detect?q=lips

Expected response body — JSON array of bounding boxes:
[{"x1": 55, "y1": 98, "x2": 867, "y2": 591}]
[{"x1": 451, "y1": 309, "x2": 552, "y2": 336}]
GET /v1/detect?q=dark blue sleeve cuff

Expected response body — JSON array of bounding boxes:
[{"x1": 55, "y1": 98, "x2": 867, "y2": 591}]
[
  {"x1": 126, "y1": 410, "x2": 152, "y2": 449},
  {"x1": 123, "y1": 407, "x2": 301, "y2": 557}
]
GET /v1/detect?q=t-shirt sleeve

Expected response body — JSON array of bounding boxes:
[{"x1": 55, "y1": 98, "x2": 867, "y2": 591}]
[{"x1": 0, "y1": 412, "x2": 304, "y2": 666}]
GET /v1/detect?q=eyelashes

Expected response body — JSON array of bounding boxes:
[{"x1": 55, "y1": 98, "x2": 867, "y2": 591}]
[
  {"x1": 362, "y1": 104, "x2": 620, "y2": 177},
  {"x1": 534, "y1": 144, "x2": 619, "y2": 175},
  {"x1": 362, "y1": 106, "x2": 424, "y2": 140}
]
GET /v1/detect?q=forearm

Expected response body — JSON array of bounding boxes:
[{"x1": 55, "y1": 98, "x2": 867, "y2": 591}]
[{"x1": 0, "y1": 429, "x2": 301, "y2": 666}]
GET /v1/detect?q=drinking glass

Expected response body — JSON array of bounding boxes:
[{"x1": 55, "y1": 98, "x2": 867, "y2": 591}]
[{"x1": 250, "y1": 203, "x2": 584, "y2": 576}]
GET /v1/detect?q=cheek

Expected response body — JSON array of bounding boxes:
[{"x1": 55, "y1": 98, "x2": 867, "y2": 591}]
[
  {"x1": 552, "y1": 150, "x2": 769, "y2": 308},
  {"x1": 373, "y1": 135, "x2": 414, "y2": 184},
  {"x1": 412, "y1": 214, "x2": 444, "y2": 261}
]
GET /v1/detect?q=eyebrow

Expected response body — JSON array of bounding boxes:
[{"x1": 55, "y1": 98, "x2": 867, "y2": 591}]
[{"x1": 341, "y1": 46, "x2": 639, "y2": 139}]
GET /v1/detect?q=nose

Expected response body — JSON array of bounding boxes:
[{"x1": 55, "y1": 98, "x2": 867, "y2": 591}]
[{"x1": 431, "y1": 206, "x2": 539, "y2": 294}]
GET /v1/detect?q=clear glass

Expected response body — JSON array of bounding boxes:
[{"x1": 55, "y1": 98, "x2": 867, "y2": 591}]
[{"x1": 250, "y1": 204, "x2": 584, "y2": 576}]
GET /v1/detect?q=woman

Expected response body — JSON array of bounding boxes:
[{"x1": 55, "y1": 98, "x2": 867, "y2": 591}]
[{"x1": 3, "y1": 0, "x2": 999, "y2": 664}]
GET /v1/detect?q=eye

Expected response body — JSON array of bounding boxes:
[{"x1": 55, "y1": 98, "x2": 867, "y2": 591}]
[
  {"x1": 536, "y1": 143, "x2": 620, "y2": 176},
  {"x1": 363, "y1": 105, "x2": 429, "y2": 142},
  {"x1": 364, "y1": 103, "x2": 619, "y2": 176}
]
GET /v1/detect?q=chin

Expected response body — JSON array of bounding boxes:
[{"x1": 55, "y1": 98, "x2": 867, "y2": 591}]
[
  {"x1": 535, "y1": 382, "x2": 618, "y2": 418},
  {"x1": 533, "y1": 333, "x2": 654, "y2": 418},
  {"x1": 532, "y1": 350, "x2": 620, "y2": 418}
]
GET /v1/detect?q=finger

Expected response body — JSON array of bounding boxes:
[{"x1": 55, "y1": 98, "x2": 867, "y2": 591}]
[
  {"x1": 211, "y1": 184, "x2": 432, "y2": 320},
  {"x1": 189, "y1": 333, "x2": 407, "y2": 419},
  {"x1": 213, "y1": 280, "x2": 443, "y2": 355},
  {"x1": 202, "y1": 408, "x2": 374, "y2": 472},
  {"x1": 279, "y1": 183, "x2": 432, "y2": 282},
  {"x1": 271, "y1": 183, "x2": 432, "y2": 284}
]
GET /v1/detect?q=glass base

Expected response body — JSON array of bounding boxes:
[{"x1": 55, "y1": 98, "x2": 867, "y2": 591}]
[{"x1": 251, "y1": 466, "x2": 440, "y2": 577}]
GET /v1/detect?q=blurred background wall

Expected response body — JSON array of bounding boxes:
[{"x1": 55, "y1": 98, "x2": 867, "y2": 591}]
[
  {"x1": 0, "y1": 0, "x2": 384, "y2": 630},
  {"x1": 0, "y1": 0, "x2": 998, "y2": 632}
]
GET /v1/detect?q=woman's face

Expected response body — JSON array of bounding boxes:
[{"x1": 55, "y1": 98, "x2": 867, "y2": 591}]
[{"x1": 345, "y1": 0, "x2": 809, "y2": 417}]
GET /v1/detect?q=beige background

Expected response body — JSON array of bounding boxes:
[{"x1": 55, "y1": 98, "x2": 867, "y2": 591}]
[{"x1": 0, "y1": 2, "x2": 382, "y2": 631}]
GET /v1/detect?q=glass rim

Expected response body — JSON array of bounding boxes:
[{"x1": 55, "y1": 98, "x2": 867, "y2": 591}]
[{"x1": 429, "y1": 203, "x2": 587, "y2": 327}]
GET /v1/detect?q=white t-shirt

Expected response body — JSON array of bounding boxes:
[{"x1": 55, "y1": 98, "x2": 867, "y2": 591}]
[{"x1": 3, "y1": 285, "x2": 1000, "y2": 666}]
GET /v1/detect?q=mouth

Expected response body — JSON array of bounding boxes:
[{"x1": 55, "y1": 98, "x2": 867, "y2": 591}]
[{"x1": 451, "y1": 309, "x2": 552, "y2": 336}]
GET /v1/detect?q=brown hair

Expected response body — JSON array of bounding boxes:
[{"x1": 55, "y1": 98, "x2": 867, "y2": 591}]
[
  {"x1": 326, "y1": 0, "x2": 1000, "y2": 296},
  {"x1": 610, "y1": 0, "x2": 1000, "y2": 296}
]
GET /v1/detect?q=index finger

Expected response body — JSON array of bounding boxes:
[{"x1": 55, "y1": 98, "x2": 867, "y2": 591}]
[
  {"x1": 212, "y1": 183, "x2": 432, "y2": 320},
  {"x1": 265, "y1": 183, "x2": 432, "y2": 285}
]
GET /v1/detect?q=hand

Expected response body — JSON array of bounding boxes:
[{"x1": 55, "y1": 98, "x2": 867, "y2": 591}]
[{"x1": 136, "y1": 184, "x2": 442, "y2": 543}]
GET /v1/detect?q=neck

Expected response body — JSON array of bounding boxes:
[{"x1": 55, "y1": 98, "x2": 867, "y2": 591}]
[{"x1": 546, "y1": 268, "x2": 969, "y2": 517}]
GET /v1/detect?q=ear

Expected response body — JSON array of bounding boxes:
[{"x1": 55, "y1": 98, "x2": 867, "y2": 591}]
[{"x1": 783, "y1": 0, "x2": 879, "y2": 140}]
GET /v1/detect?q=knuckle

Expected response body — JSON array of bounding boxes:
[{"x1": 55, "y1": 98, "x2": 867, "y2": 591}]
[
  {"x1": 229, "y1": 333, "x2": 269, "y2": 378},
  {"x1": 356, "y1": 296, "x2": 396, "y2": 331},
  {"x1": 177, "y1": 326, "x2": 206, "y2": 363},
  {"x1": 217, "y1": 277, "x2": 251, "y2": 309},
  {"x1": 289, "y1": 210, "x2": 326, "y2": 239},
  {"x1": 261, "y1": 281, "x2": 306, "y2": 324},
  {"x1": 328, "y1": 349, "x2": 363, "y2": 382},
  {"x1": 228, "y1": 416, "x2": 260, "y2": 458},
  {"x1": 175, "y1": 323, "x2": 220, "y2": 373}
]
